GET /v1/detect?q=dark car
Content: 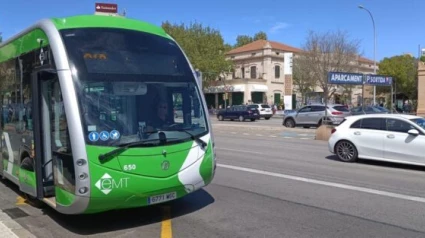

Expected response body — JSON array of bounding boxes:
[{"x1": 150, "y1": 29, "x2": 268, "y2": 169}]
[{"x1": 217, "y1": 105, "x2": 260, "y2": 122}]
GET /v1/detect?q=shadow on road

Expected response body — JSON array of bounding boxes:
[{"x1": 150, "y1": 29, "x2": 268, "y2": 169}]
[
  {"x1": 38, "y1": 189, "x2": 215, "y2": 236},
  {"x1": 0, "y1": 178, "x2": 215, "y2": 236},
  {"x1": 325, "y1": 155, "x2": 425, "y2": 172}
]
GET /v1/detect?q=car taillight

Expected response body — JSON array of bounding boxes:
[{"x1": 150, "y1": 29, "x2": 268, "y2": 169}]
[
  {"x1": 331, "y1": 128, "x2": 336, "y2": 134},
  {"x1": 332, "y1": 111, "x2": 343, "y2": 115}
]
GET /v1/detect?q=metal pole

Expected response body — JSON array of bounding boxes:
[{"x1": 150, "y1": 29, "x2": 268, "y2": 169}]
[
  {"x1": 394, "y1": 77, "x2": 397, "y2": 112},
  {"x1": 362, "y1": 78, "x2": 365, "y2": 112},
  {"x1": 359, "y1": 5, "x2": 376, "y2": 105},
  {"x1": 391, "y1": 83, "x2": 393, "y2": 114}
]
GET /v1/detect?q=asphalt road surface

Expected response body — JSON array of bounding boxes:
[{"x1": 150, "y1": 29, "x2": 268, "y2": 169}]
[{"x1": 1, "y1": 121, "x2": 425, "y2": 237}]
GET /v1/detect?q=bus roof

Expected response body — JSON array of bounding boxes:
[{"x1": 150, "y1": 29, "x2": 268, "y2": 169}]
[
  {"x1": 50, "y1": 15, "x2": 169, "y2": 38},
  {"x1": 0, "y1": 15, "x2": 171, "y2": 63}
]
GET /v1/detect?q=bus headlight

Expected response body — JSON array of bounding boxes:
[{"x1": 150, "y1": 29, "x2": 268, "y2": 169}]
[
  {"x1": 76, "y1": 159, "x2": 86, "y2": 166},
  {"x1": 79, "y1": 187, "x2": 88, "y2": 194},
  {"x1": 79, "y1": 173, "x2": 88, "y2": 180}
]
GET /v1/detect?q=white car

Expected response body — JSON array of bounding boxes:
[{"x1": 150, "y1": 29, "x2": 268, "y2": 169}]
[
  {"x1": 250, "y1": 104, "x2": 273, "y2": 120},
  {"x1": 328, "y1": 114, "x2": 425, "y2": 166}
]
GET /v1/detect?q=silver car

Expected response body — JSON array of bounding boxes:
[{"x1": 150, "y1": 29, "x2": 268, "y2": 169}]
[{"x1": 282, "y1": 104, "x2": 351, "y2": 128}]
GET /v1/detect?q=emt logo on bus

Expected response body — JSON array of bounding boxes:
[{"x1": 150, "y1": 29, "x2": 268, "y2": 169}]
[{"x1": 95, "y1": 173, "x2": 129, "y2": 195}]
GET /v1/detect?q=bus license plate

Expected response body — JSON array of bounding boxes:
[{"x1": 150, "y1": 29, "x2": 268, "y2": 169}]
[{"x1": 148, "y1": 192, "x2": 177, "y2": 204}]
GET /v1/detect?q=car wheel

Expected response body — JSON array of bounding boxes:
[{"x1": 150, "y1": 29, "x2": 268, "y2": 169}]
[
  {"x1": 335, "y1": 140, "x2": 358, "y2": 163},
  {"x1": 250, "y1": 118, "x2": 255, "y2": 121},
  {"x1": 218, "y1": 115, "x2": 223, "y2": 121},
  {"x1": 284, "y1": 118, "x2": 295, "y2": 128},
  {"x1": 265, "y1": 117, "x2": 270, "y2": 120},
  {"x1": 239, "y1": 115, "x2": 245, "y2": 122}
]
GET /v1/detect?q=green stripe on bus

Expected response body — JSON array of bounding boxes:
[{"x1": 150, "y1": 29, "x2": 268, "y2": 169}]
[
  {"x1": 83, "y1": 143, "x2": 194, "y2": 214},
  {"x1": 0, "y1": 29, "x2": 49, "y2": 63},
  {"x1": 199, "y1": 141, "x2": 214, "y2": 185},
  {"x1": 18, "y1": 169, "x2": 36, "y2": 187},
  {"x1": 55, "y1": 187, "x2": 76, "y2": 206}
]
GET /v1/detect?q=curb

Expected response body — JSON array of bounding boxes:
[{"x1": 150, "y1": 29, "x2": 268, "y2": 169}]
[{"x1": 0, "y1": 210, "x2": 36, "y2": 238}]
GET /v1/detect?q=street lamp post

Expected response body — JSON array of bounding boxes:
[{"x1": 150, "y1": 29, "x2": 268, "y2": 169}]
[{"x1": 358, "y1": 5, "x2": 377, "y2": 105}]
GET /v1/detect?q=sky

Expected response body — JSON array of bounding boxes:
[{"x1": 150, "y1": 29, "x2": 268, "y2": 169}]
[{"x1": 1, "y1": 0, "x2": 424, "y2": 62}]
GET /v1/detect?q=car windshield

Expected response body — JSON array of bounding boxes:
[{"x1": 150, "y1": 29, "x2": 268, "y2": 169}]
[
  {"x1": 333, "y1": 105, "x2": 349, "y2": 112},
  {"x1": 376, "y1": 106, "x2": 389, "y2": 112},
  {"x1": 60, "y1": 28, "x2": 208, "y2": 147},
  {"x1": 410, "y1": 118, "x2": 425, "y2": 130}
]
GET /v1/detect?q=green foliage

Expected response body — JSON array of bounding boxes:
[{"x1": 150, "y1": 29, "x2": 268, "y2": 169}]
[
  {"x1": 420, "y1": 56, "x2": 425, "y2": 62},
  {"x1": 253, "y1": 31, "x2": 267, "y2": 41},
  {"x1": 234, "y1": 35, "x2": 253, "y2": 48},
  {"x1": 161, "y1": 21, "x2": 232, "y2": 88},
  {"x1": 377, "y1": 54, "x2": 417, "y2": 99},
  {"x1": 0, "y1": 32, "x2": 2, "y2": 43},
  {"x1": 234, "y1": 31, "x2": 268, "y2": 48}
]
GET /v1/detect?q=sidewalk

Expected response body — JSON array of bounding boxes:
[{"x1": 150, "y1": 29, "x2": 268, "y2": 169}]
[{"x1": 0, "y1": 210, "x2": 35, "y2": 238}]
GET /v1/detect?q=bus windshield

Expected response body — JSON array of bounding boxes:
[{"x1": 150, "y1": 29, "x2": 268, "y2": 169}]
[{"x1": 60, "y1": 28, "x2": 208, "y2": 147}]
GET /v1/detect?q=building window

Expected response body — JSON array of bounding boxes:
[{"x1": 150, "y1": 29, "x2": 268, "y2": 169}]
[
  {"x1": 250, "y1": 66, "x2": 256, "y2": 79},
  {"x1": 241, "y1": 67, "x2": 245, "y2": 78},
  {"x1": 275, "y1": 65, "x2": 280, "y2": 78},
  {"x1": 232, "y1": 68, "x2": 235, "y2": 79}
]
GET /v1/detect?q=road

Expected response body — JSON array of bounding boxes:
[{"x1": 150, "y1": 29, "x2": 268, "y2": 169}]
[{"x1": 1, "y1": 120, "x2": 425, "y2": 237}]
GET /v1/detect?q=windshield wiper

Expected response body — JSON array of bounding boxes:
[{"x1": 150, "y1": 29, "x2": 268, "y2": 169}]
[
  {"x1": 163, "y1": 128, "x2": 207, "y2": 148},
  {"x1": 98, "y1": 138, "x2": 161, "y2": 163}
]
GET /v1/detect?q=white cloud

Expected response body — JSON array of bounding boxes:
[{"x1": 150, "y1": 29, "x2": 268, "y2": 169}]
[{"x1": 269, "y1": 22, "x2": 290, "y2": 34}]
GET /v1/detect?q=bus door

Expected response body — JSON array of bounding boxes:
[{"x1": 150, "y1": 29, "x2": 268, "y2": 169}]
[{"x1": 31, "y1": 69, "x2": 73, "y2": 202}]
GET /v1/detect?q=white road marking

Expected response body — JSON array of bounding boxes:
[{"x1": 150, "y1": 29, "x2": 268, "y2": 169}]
[
  {"x1": 255, "y1": 134, "x2": 263, "y2": 137},
  {"x1": 242, "y1": 133, "x2": 250, "y2": 136},
  {"x1": 217, "y1": 163, "x2": 425, "y2": 204},
  {"x1": 217, "y1": 148, "x2": 263, "y2": 154}
]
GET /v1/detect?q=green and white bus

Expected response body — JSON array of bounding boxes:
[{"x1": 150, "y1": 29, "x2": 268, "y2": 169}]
[{"x1": 0, "y1": 14, "x2": 216, "y2": 214}]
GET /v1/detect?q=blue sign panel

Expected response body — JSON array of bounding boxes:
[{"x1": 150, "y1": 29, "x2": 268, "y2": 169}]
[
  {"x1": 365, "y1": 75, "x2": 393, "y2": 86},
  {"x1": 328, "y1": 72, "x2": 363, "y2": 85}
]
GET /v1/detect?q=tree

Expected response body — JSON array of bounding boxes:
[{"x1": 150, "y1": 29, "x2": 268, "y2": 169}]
[
  {"x1": 297, "y1": 30, "x2": 362, "y2": 101},
  {"x1": 377, "y1": 54, "x2": 418, "y2": 101},
  {"x1": 161, "y1": 21, "x2": 232, "y2": 88},
  {"x1": 292, "y1": 56, "x2": 317, "y2": 103},
  {"x1": 0, "y1": 32, "x2": 2, "y2": 43},
  {"x1": 253, "y1": 31, "x2": 267, "y2": 41},
  {"x1": 234, "y1": 35, "x2": 253, "y2": 48},
  {"x1": 234, "y1": 31, "x2": 269, "y2": 48}
]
